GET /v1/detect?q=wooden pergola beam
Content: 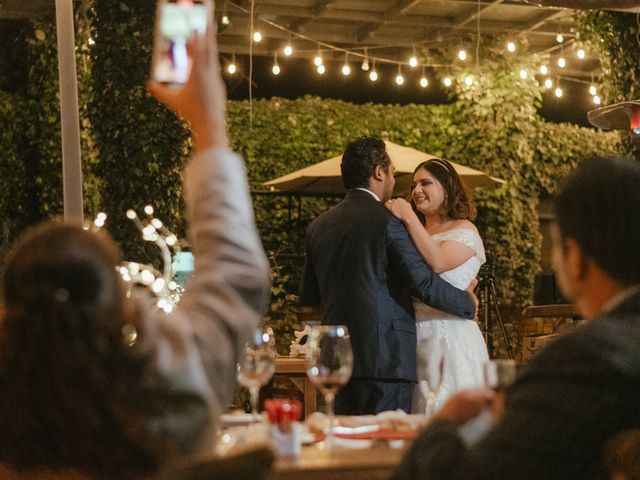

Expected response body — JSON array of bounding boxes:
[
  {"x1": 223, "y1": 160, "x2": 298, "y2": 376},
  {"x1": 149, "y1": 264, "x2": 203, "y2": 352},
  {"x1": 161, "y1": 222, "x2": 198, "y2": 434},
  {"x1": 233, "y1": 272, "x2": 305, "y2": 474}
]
[
  {"x1": 357, "y1": 0, "x2": 423, "y2": 41},
  {"x1": 291, "y1": 0, "x2": 336, "y2": 33}
]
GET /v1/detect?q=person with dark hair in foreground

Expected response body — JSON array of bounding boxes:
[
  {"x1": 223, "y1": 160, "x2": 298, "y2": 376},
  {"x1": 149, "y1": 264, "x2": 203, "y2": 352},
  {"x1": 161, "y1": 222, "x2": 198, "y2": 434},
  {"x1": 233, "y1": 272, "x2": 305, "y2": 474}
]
[
  {"x1": 301, "y1": 136, "x2": 477, "y2": 415},
  {"x1": 0, "y1": 25, "x2": 270, "y2": 479},
  {"x1": 393, "y1": 155, "x2": 640, "y2": 480}
]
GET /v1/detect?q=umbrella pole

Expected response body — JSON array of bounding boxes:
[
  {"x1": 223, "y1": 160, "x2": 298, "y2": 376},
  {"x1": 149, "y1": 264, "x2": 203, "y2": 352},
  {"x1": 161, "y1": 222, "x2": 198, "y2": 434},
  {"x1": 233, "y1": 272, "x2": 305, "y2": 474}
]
[{"x1": 55, "y1": 0, "x2": 84, "y2": 226}]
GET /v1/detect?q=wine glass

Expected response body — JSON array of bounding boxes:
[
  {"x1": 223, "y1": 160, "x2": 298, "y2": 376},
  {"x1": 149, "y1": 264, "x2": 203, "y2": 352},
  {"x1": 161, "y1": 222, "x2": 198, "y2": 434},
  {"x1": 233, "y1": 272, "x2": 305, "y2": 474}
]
[
  {"x1": 417, "y1": 336, "x2": 446, "y2": 417},
  {"x1": 483, "y1": 359, "x2": 517, "y2": 392},
  {"x1": 306, "y1": 325, "x2": 353, "y2": 447},
  {"x1": 237, "y1": 329, "x2": 277, "y2": 422}
]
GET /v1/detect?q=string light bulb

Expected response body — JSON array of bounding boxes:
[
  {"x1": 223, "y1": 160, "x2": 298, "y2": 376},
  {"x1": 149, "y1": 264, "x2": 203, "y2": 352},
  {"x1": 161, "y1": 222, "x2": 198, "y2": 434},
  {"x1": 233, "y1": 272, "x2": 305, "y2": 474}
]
[
  {"x1": 556, "y1": 31, "x2": 564, "y2": 43},
  {"x1": 314, "y1": 54, "x2": 323, "y2": 66},
  {"x1": 395, "y1": 65, "x2": 405, "y2": 85},
  {"x1": 519, "y1": 69, "x2": 528, "y2": 80},
  {"x1": 589, "y1": 84, "x2": 597, "y2": 96},
  {"x1": 555, "y1": 86, "x2": 563, "y2": 98},
  {"x1": 557, "y1": 57, "x2": 566, "y2": 68},
  {"x1": 458, "y1": 49, "x2": 467, "y2": 61},
  {"x1": 283, "y1": 44, "x2": 293, "y2": 56},
  {"x1": 227, "y1": 54, "x2": 237, "y2": 75},
  {"x1": 419, "y1": 66, "x2": 428, "y2": 88},
  {"x1": 577, "y1": 48, "x2": 585, "y2": 60},
  {"x1": 544, "y1": 78, "x2": 553, "y2": 89},
  {"x1": 507, "y1": 41, "x2": 516, "y2": 53},
  {"x1": 253, "y1": 31, "x2": 262, "y2": 43},
  {"x1": 362, "y1": 48, "x2": 370, "y2": 71},
  {"x1": 464, "y1": 75, "x2": 473, "y2": 86},
  {"x1": 369, "y1": 61, "x2": 378, "y2": 81},
  {"x1": 443, "y1": 76, "x2": 452, "y2": 87},
  {"x1": 221, "y1": 14, "x2": 230, "y2": 25},
  {"x1": 540, "y1": 65, "x2": 548, "y2": 75},
  {"x1": 317, "y1": 64, "x2": 325, "y2": 75},
  {"x1": 272, "y1": 54, "x2": 280, "y2": 75},
  {"x1": 342, "y1": 53, "x2": 351, "y2": 76},
  {"x1": 409, "y1": 45, "x2": 418, "y2": 68},
  {"x1": 593, "y1": 95, "x2": 601, "y2": 105}
]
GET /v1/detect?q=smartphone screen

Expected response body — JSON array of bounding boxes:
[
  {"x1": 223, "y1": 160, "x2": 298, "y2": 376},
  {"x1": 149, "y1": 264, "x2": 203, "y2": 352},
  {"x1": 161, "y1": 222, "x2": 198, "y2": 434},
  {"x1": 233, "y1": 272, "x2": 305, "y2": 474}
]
[{"x1": 152, "y1": 0, "x2": 210, "y2": 85}]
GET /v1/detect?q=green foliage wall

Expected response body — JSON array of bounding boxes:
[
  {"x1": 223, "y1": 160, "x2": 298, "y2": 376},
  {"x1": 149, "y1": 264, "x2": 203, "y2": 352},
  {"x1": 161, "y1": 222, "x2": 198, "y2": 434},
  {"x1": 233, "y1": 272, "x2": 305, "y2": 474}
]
[
  {"x1": 88, "y1": 0, "x2": 190, "y2": 263},
  {"x1": 0, "y1": 9, "x2": 620, "y2": 312},
  {"x1": 0, "y1": 13, "x2": 97, "y2": 253},
  {"x1": 229, "y1": 95, "x2": 617, "y2": 308},
  {"x1": 576, "y1": 11, "x2": 640, "y2": 152}
]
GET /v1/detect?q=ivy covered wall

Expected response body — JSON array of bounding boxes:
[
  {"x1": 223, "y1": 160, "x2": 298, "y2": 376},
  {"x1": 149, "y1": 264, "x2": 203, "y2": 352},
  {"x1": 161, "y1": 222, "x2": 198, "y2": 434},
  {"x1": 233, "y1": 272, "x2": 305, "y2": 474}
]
[
  {"x1": 0, "y1": 4, "x2": 621, "y2": 315},
  {"x1": 577, "y1": 11, "x2": 640, "y2": 154}
]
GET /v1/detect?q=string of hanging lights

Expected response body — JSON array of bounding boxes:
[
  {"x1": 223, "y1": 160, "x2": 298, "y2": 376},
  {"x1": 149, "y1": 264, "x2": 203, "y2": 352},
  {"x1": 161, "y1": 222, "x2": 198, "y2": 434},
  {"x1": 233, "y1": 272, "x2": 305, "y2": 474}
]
[{"x1": 220, "y1": 1, "x2": 601, "y2": 104}]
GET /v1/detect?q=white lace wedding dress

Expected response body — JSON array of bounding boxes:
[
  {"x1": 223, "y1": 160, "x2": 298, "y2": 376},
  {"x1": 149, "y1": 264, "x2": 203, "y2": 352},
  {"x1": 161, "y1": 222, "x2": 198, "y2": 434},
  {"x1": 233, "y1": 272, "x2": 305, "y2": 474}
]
[{"x1": 412, "y1": 227, "x2": 489, "y2": 414}]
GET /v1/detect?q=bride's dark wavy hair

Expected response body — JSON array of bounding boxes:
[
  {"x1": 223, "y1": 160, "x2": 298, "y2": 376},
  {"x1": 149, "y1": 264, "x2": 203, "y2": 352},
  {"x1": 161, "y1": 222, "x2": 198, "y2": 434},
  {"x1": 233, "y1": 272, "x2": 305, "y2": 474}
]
[
  {"x1": 408, "y1": 158, "x2": 476, "y2": 224},
  {"x1": 0, "y1": 223, "x2": 157, "y2": 478}
]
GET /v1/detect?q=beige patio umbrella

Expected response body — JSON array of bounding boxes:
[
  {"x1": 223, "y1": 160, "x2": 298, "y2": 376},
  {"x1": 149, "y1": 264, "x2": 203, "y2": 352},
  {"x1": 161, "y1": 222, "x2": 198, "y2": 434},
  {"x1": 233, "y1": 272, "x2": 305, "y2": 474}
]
[{"x1": 264, "y1": 140, "x2": 505, "y2": 196}]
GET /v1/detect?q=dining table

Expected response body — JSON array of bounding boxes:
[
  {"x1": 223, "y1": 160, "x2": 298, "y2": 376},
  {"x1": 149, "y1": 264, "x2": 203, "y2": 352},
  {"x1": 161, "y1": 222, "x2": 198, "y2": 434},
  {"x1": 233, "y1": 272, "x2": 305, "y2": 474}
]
[{"x1": 268, "y1": 442, "x2": 406, "y2": 480}]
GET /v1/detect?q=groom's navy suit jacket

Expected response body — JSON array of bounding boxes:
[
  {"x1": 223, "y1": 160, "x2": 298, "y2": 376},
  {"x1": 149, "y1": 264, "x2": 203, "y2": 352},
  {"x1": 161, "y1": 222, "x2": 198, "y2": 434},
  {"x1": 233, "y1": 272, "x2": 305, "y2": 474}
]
[{"x1": 301, "y1": 189, "x2": 474, "y2": 382}]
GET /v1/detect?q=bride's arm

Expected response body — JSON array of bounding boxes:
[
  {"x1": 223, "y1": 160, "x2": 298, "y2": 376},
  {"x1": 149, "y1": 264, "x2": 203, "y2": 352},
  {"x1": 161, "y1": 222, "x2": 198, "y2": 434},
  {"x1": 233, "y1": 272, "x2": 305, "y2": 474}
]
[{"x1": 385, "y1": 198, "x2": 474, "y2": 274}]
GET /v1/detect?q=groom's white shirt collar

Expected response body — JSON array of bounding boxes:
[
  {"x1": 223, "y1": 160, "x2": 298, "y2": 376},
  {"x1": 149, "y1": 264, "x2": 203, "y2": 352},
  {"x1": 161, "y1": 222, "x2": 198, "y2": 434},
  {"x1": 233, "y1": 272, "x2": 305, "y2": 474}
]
[{"x1": 354, "y1": 187, "x2": 380, "y2": 202}]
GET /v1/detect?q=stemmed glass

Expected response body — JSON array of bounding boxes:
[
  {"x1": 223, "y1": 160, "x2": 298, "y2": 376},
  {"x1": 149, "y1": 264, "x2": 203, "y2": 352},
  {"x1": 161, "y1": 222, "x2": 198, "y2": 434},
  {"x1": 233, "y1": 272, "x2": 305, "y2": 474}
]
[
  {"x1": 417, "y1": 336, "x2": 446, "y2": 417},
  {"x1": 306, "y1": 325, "x2": 353, "y2": 447},
  {"x1": 237, "y1": 329, "x2": 277, "y2": 422},
  {"x1": 483, "y1": 359, "x2": 517, "y2": 392}
]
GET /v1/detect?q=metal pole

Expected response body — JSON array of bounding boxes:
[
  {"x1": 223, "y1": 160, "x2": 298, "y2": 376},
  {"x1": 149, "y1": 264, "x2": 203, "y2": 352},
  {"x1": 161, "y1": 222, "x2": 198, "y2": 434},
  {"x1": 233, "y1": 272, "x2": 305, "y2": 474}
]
[{"x1": 55, "y1": 0, "x2": 84, "y2": 225}]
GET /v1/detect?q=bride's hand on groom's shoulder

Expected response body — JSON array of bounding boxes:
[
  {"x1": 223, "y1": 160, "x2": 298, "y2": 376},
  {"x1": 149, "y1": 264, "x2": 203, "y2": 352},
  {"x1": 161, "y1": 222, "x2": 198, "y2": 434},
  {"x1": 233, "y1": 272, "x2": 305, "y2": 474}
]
[{"x1": 385, "y1": 198, "x2": 413, "y2": 222}]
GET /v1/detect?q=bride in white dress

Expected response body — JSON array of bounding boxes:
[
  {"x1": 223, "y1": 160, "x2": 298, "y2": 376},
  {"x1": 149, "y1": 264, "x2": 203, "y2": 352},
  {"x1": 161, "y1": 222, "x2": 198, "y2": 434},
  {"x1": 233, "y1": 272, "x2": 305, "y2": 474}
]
[{"x1": 385, "y1": 158, "x2": 489, "y2": 414}]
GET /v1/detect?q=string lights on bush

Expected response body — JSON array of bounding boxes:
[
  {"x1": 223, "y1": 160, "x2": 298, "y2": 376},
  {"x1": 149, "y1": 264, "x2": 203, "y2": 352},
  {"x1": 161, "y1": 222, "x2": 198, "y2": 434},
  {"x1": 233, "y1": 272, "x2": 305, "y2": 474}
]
[{"x1": 89, "y1": 205, "x2": 188, "y2": 315}]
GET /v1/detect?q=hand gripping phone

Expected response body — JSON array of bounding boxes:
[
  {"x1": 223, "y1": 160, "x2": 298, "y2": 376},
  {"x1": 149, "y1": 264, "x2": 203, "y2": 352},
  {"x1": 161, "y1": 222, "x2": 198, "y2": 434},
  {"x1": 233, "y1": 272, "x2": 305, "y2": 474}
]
[{"x1": 151, "y1": 0, "x2": 213, "y2": 86}]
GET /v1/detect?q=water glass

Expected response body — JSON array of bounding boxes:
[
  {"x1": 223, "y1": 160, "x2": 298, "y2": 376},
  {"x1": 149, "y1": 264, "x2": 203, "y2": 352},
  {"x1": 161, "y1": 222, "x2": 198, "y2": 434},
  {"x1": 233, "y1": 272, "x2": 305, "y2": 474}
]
[
  {"x1": 306, "y1": 325, "x2": 353, "y2": 447},
  {"x1": 237, "y1": 329, "x2": 277, "y2": 421},
  {"x1": 484, "y1": 359, "x2": 517, "y2": 392},
  {"x1": 417, "y1": 336, "x2": 446, "y2": 416}
]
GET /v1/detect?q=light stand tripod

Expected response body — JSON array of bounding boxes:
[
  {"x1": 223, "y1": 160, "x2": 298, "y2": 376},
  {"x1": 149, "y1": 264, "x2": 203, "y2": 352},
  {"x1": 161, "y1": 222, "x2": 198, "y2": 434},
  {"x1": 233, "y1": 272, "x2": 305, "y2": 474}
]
[{"x1": 477, "y1": 262, "x2": 514, "y2": 359}]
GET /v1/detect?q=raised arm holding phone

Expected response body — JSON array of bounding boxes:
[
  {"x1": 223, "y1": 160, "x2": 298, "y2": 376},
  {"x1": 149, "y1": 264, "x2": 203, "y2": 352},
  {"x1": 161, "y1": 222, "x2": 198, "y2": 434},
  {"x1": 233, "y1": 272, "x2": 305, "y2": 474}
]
[{"x1": 0, "y1": 13, "x2": 270, "y2": 480}]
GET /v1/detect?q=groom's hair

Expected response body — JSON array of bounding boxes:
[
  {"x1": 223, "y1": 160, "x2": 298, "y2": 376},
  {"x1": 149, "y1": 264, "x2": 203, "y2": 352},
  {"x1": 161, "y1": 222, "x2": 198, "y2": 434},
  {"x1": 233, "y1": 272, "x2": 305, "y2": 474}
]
[
  {"x1": 341, "y1": 136, "x2": 390, "y2": 189},
  {"x1": 553, "y1": 154, "x2": 640, "y2": 284}
]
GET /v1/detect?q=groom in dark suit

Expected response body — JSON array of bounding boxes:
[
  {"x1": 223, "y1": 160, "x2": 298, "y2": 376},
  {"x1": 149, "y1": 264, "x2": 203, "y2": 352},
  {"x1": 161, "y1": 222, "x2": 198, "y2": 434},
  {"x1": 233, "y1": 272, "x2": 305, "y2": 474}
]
[{"x1": 300, "y1": 136, "x2": 476, "y2": 414}]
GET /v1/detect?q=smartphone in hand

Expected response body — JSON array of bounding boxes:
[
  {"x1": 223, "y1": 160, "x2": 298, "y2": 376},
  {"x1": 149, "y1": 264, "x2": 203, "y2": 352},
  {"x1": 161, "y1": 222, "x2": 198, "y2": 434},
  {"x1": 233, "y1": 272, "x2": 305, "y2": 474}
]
[{"x1": 151, "y1": 0, "x2": 213, "y2": 86}]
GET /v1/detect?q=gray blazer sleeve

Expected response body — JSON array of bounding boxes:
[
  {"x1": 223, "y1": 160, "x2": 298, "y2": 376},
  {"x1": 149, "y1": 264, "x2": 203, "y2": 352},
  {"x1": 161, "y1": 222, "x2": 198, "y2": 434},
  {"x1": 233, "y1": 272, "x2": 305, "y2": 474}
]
[
  {"x1": 127, "y1": 148, "x2": 271, "y2": 455},
  {"x1": 386, "y1": 216, "x2": 474, "y2": 319}
]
